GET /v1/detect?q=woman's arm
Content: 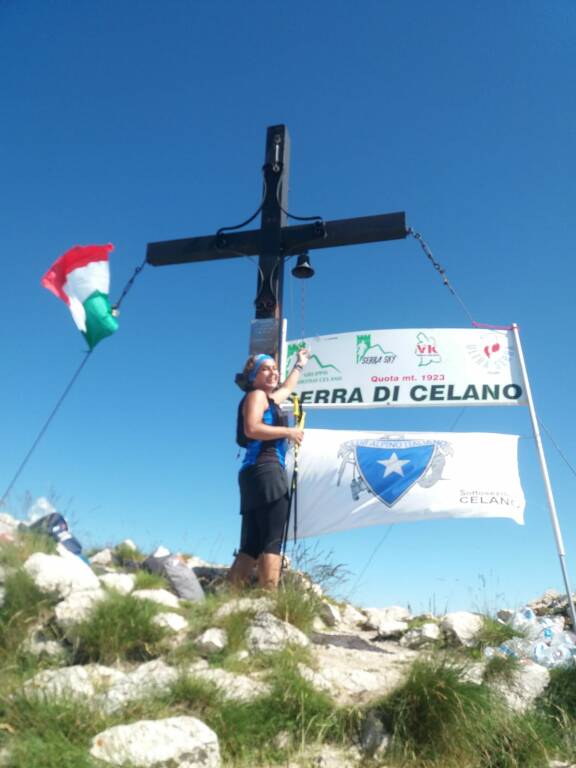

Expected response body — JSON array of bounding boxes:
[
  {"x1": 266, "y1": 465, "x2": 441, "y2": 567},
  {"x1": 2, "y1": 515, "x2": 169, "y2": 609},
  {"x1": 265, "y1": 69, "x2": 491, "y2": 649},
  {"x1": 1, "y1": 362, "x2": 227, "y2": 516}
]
[
  {"x1": 243, "y1": 389, "x2": 303, "y2": 443},
  {"x1": 270, "y1": 348, "x2": 310, "y2": 404}
]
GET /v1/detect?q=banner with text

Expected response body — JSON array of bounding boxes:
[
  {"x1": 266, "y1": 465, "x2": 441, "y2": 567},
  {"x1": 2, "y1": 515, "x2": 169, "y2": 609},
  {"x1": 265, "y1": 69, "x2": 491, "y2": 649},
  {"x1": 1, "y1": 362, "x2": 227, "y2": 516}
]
[
  {"x1": 287, "y1": 429, "x2": 525, "y2": 539},
  {"x1": 285, "y1": 327, "x2": 526, "y2": 408}
]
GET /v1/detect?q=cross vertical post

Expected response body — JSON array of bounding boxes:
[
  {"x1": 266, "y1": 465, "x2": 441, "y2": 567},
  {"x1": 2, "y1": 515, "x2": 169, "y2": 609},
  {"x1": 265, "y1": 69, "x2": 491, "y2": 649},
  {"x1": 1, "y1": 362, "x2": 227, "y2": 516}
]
[{"x1": 254, "y1": 125, "x2": 290, "y2": 359}]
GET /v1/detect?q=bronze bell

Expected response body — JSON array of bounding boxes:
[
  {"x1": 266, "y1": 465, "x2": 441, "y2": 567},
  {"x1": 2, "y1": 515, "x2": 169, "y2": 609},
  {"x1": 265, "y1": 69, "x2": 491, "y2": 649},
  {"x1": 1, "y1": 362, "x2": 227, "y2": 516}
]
[{"x1": 291, "y1": 252, "x2": 315, "y2": 279}]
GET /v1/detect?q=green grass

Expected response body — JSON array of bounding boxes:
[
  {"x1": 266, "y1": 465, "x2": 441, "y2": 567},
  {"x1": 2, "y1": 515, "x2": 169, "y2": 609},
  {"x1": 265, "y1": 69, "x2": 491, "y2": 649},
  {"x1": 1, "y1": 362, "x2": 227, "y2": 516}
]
[
  {"x1": 161, "y1": 648, "x2": 352, "y2": 765},
  {"x1": 0, "y1": 693, "x2": 112, "y2": 768},
  {"x1": 72, "y1": 591, "x2": 166, "y2": 664},
  {"x1": 374, "y1": 657, "x2": 559, "y2": 767},
  {"x1": 113, "y1": 542, "x2": 145, "y2": 567},
  {"x1": 482, "y1": 653, "x2": 522, "y2": 685},
  {"x1": 133, "y1": 569, "x2": 170, "y2": 590},
  {"x1": 273, "y1": 580, "x2": 322, "y2": 634},
  {"x1": 0, "y1": 529, "x2": 57, "y2": 568},
  {"x1": 473, "y1": 616, "x2": 522, "y2": 652},
  {"x1": 539, "y1": 665, "x2": 576, "y2": 720}
]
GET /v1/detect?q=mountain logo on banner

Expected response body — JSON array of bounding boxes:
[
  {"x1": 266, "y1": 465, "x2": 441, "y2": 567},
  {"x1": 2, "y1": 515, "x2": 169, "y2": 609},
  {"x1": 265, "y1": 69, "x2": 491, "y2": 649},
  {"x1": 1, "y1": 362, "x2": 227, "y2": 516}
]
[{"x1": 354, "y1": 443, "x2": 435, "y2": 506}]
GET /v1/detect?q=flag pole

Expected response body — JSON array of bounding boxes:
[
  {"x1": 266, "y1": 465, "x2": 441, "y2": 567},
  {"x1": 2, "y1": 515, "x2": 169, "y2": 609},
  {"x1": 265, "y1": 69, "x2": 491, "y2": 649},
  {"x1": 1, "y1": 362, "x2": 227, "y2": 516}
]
[{"x1": 512, "y1": 324, "x2": 576, "y2": 629}]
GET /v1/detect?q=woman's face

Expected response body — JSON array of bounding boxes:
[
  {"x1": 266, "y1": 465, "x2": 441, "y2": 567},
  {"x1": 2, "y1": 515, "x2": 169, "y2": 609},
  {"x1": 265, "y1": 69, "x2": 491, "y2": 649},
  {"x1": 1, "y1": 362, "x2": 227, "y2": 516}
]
[{"x1": 253, "y1": 359, "x2": 279, "y2": 392}]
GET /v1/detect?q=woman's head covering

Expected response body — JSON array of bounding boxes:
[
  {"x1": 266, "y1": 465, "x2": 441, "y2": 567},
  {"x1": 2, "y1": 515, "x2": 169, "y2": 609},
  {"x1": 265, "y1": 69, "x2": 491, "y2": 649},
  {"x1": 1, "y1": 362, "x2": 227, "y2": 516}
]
[
  {"x1": 235, "y1": 353, "x2": 276, "y2": 392},
  {"x1": 248, "y1": 354, "x2": 275, "y2": 383}
]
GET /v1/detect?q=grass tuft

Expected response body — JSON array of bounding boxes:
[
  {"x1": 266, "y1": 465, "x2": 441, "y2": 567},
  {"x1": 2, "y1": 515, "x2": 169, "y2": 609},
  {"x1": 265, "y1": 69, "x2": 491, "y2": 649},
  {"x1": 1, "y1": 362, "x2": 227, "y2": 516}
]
[
  {"x1": 159, "y1": 647, "x2": 351, "y2": 765},
  {"x1": 273, "y1": 581, "x2": 322, "y2": 634},
  {"x1": 473, "y1": 616, "x2": 522, "y2": 653},
  {"x1": 133, "y1": 569, "x2": 169, "y2": 590},
  {"x1": 0, "y1": 529, "x2": 57, "y2": 569},
  {"x1": 113, "y1": 542, "x2": 145, "y2": 567},
  {"x1": 482, "y1": 653, "x2": 522, "y2": 685},
  {"x1": 538, "y1": 665, "x2": 576, "y2": 722},
  {"x1": 0, "y1": 568, "x2": 56, "y2": 654},
  {"x1": 72, "y1": 591, "x2": 166, "y2": 664},
  {"x1": 375, "y1": 656, "x2": 558, "y2": 767},
  {"x1": 0, "y1": 693, "x2": 110, "y2": 768}
]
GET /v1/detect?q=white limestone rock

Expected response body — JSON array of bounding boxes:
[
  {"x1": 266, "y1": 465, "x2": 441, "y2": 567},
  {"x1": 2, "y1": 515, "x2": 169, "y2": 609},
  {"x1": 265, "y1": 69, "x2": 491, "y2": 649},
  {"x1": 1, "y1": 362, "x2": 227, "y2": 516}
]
[
  {"x1": 319, "y1": 601, "x2": 341, "y2": 627},
  {"x1": 400, "y1": 622, "x2": 441, "y2": 649},
  {"x1": 132, "y1": 588, "x2": 180, "y2": 609},
  {"x1": 373, "y1": 620, "x2": 409, "y2": 639},
  {"x1": 214, "y1": 596, "x2": 274, "y2": 620},
  {"x1": 303, "y1": 640, "x2": 418, "y2": 706},
  {"x1": 54, "y1": 588, "x2": 106, "y2": 638},
  {"x1": 24, "y1": 664, "x2": 126, "y2": 702},
  {"x1": 246, "y1": 611, "x2": 310, "y2": 653},
  {"x1": 99, "y1": 573, "x2": 136, "y2": 594},
  {"x1": 120, "y1": 538, "x2": 137, "y2": 551},
  {"x1": 99, "y1": 660, "x2": 179, "y2": 713},
  {"x1": 90, "y1": 548, "x2": 115, "y2": 567},
  {"x1": 490, "y1": 660, "x2": 550, "y2": 712},
  {"x1": 22, "y1": 628, "x2": 67, "y2": 659},
  {"x1": 90, "y1": 716, "x2": 220, "y2": 767},
  {"x1": 153, "y1": 612, "x2": 188, "y2": 633},
  {"x1": 186, "y1": 666, "x2": 271, "y2": 702},
  {"x1": 195, "y1": 628, "x2": 228, "y2": 654},
  {"x1": 23, "y1": 552, "x2": 100, "y2": 598},
  {"x1": 339, "y1": 603, "x2": 366, "y2": 627},
  {"x1": 312, "y1": 615, "x2": 328, "y2": 632},
  {"x1": 441, "y1": 611, "x2": 485, "y2": 647},
  {"x1": 363, "y1": 606, "x2": 411, "y2": 630}
]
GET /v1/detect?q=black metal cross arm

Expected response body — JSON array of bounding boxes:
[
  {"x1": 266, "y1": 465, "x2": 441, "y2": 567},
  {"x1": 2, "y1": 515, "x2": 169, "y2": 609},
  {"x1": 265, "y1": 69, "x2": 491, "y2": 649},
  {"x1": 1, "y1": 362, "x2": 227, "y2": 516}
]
[
  {"x1": 145, "y1": 123, "x2": 407, "y2": 356},
  {"x1": 145, "y1": 211, "x2": 408, "y2": 267}
]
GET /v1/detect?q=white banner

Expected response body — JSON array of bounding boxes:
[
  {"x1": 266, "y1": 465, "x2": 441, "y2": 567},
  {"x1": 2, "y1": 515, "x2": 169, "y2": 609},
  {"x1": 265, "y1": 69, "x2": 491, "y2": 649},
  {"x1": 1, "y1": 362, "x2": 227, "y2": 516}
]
[
  {"x1": 285, "y1": 328, "x2": 526, "y2": 408},
  {"x1": 288, "y1": 429, "x2": 525, "y2": 539}
]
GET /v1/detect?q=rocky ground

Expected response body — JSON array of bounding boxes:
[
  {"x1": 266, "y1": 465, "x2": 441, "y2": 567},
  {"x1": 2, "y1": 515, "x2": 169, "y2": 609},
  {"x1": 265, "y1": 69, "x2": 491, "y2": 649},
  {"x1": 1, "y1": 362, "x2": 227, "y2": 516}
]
[{"x1": 1, "y1": 511, "x2": 575, "y2": 767}]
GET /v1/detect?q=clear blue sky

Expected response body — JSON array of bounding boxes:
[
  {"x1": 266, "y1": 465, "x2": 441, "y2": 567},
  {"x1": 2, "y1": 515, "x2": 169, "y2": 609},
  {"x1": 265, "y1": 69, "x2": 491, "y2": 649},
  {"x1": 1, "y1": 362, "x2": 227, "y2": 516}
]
[{"x1": 2, "y1": 0, "x2": 576, "y2": 613}]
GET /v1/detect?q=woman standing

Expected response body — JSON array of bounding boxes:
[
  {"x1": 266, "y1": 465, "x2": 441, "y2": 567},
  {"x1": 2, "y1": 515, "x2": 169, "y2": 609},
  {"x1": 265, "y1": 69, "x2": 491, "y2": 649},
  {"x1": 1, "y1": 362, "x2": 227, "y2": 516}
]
[{"x1": 229, "y1": 348, "x2": 309, "y2": 589}]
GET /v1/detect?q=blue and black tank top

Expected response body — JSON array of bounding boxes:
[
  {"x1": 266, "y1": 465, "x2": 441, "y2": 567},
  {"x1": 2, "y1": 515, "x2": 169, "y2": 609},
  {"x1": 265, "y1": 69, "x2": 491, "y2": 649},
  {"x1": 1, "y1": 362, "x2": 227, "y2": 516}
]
[{"x1": 237, "y1": 395, "x2": 288, "y2": 470}]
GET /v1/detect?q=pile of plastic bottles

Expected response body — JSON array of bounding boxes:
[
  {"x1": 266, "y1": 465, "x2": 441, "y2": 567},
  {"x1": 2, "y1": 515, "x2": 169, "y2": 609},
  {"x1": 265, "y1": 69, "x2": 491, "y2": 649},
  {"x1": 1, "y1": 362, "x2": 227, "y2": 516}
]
[{"x1": 485, "y1": 607, "x2": 576, "y2": 669}]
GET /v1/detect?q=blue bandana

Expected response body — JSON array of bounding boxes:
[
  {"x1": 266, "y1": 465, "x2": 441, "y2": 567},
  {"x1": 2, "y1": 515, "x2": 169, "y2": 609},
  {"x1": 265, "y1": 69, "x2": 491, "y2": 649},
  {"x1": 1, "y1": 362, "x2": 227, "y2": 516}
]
[{"x1": 249, "y1": 354, "x2": 275, "y2": 383}]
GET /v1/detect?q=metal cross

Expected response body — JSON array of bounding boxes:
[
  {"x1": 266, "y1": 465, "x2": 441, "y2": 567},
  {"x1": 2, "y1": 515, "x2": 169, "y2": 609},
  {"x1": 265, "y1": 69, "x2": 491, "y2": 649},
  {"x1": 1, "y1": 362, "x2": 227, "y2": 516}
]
[{"x1": 146, "y1": 124, "x2": 407, "y2": 356}]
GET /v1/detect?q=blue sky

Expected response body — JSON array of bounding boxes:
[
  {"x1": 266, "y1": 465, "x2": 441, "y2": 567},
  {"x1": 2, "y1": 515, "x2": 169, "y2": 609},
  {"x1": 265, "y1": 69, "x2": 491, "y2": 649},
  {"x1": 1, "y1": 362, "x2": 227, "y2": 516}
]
[{"x1": 2, "y1": 0, "x2": 576, "y2": 613}]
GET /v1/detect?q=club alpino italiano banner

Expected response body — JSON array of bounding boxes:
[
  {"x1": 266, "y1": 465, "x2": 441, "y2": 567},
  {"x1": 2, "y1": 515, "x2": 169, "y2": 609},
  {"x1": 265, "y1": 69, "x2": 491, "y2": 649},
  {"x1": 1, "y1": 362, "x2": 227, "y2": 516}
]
[
  {"x1": 285, "y1": 328, "x2": 526, "y2": 408},
  {"x1": 287, "y1": 429, "x2": 525, "y2": 539}
]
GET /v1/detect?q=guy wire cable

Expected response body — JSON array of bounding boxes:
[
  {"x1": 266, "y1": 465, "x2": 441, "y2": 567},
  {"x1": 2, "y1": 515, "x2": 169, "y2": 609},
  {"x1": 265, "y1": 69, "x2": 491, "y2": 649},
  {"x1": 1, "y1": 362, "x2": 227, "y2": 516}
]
[
  {"x1": 1, "y1": 259, "x2": 147, "y2": 509},
  {"x1": 408, "y1": 228, "x2": 477, "y2": 325}
]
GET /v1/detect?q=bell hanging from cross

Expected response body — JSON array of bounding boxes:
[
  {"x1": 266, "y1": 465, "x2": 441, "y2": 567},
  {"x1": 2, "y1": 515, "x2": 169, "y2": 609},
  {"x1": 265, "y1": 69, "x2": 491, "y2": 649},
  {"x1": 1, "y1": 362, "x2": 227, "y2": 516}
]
[{"x1": 291, "y1": 252, "x2": 315, "y2": 279}]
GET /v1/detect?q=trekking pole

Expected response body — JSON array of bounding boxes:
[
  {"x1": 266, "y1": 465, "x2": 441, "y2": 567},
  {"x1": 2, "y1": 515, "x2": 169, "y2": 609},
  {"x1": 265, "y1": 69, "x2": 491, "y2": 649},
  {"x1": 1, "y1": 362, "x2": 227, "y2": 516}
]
[{"x1": 281, "y1": 394, "x2": 305, "y2": 562}]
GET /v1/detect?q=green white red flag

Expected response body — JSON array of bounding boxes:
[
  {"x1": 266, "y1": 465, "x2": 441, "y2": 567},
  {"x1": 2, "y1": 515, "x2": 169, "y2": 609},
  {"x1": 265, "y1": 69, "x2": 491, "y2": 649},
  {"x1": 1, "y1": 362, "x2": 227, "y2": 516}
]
[{"x1": 41, "y1": 244, "x2": 119, "y2": 349}]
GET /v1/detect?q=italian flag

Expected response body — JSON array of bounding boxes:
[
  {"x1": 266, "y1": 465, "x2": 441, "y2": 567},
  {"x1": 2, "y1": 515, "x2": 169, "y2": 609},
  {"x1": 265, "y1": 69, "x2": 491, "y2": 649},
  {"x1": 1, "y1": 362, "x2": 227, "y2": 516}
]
[{"x1": 41, "y1": 244, "x2": 119, "y2": 349}]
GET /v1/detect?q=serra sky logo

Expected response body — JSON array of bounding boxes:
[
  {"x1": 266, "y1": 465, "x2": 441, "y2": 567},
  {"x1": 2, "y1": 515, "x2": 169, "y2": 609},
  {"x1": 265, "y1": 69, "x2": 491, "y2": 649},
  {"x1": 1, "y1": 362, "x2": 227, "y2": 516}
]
[{"x1": 355, "y1": 334, "x2": 396, "y2": 365}]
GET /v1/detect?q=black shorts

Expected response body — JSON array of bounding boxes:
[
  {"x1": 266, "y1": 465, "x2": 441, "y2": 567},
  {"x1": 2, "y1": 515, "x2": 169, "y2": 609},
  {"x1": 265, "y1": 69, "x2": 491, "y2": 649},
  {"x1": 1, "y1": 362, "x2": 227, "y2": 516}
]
[
  {"x1": 239, "y1": 493, "x2": 290, "y2": 559},
  {"x1": 239, "y1": 463, "x2": 289, "y2": 513}
]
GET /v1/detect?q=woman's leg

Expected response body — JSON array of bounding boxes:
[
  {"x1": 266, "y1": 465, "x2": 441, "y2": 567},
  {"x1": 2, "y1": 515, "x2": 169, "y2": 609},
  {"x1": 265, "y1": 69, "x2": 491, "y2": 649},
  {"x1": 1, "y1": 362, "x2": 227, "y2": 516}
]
[
  {"x1": 257, "y1": 494, "x2": 290, "y2": 589},
  {"x1": 229, "y1": 551, "x2": 257, "y2": 587}
]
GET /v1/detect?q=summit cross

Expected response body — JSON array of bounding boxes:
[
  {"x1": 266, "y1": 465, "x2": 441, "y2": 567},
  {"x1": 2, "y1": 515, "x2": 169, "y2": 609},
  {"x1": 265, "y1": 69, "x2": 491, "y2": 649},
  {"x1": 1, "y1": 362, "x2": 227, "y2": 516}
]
[{"x1": 146, "y1": 124, "x2": 408, "y2": 356}]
